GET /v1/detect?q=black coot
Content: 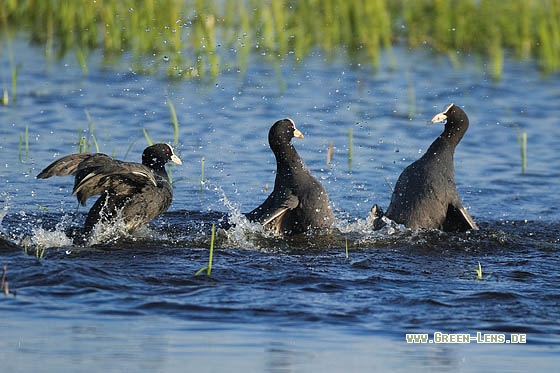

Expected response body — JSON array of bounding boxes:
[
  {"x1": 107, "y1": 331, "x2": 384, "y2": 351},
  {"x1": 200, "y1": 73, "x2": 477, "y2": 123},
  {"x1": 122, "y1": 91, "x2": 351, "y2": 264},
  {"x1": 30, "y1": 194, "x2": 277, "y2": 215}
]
[
  {"x1": 37, "y1": 143, "x2": 182, "y2": 241},
  {"x1": 246, "y1": 118, "x2": 334, "y2": 235},
  {"x1": 382, "y1": 104, "x2": 478, "y2": 231}
]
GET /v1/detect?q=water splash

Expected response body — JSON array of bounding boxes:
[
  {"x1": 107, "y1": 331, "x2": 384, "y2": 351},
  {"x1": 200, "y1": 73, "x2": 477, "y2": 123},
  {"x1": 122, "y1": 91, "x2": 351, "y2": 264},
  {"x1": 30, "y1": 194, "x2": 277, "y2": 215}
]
[
  {"x1": 23, "y1": 226, "x2": 73, "y2": 248},
  {"x1": 0, "y1": 191, "x2": 13, "y2": 231},
  {"x1": 216, "y1": 189, "x2": 268, "y2": 250},
  {"x1": 0, "y1": 202, "x2": 8, "y2": 229}
]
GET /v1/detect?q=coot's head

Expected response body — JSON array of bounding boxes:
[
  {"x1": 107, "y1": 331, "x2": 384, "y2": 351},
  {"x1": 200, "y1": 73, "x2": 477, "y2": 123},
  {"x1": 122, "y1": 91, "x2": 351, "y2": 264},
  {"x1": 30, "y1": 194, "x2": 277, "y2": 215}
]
[
  {"x1": 428, "y1": 103, "x2": 469, "y2": 143},
  {"x1": 268, "y1": 118, "x2": 304, "y2": 151},
  {"x1": 142, "y1": 143, "x2": 182, "y2": 170}
]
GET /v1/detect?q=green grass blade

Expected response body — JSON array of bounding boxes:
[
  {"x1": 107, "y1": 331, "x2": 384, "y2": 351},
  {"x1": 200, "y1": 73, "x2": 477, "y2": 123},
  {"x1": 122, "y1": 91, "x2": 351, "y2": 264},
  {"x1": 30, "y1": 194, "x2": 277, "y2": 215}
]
[
  {"x1": 195, "y1": 266, "x2": 208, "y2": 276},
  {"x1": 200, "y1": 156, "x2": 205, "y2": 191},
  {"x1": 207, "y1": 224, "x2": 215, "y2": 276},
  {"x1": 85, "y1": 110, "x2": 100, "y2": 152},
  {"x1": 24, "y1": 125, "x2": 29, "y2": 161},
  {"x1": 195, "y1": 223, "x2": 216, "y2": 276},
  {"x1": 18, "y1": 133, "x2": 23, "y2": 162},
  {"x1": 476, "y1": 261, "x2": 482, "y2": 280},
  {"x1": 167, "y1": 97, "x2": 180, "y2": 147},
  {"x1": 143, "y1": 128, "x2": 153, "y2": 146}
]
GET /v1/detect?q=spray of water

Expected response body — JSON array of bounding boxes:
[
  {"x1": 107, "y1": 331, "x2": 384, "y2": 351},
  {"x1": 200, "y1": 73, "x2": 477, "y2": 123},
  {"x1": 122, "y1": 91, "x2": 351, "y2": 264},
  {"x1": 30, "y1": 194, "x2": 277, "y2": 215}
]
[{"x1": 216, "y1": 188, "x2": 269, "y2": 250}]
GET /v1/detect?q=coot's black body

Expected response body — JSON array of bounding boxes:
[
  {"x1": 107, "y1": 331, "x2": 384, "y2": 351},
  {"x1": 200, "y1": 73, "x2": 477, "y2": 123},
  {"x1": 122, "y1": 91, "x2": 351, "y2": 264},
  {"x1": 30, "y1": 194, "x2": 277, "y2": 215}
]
[
  {"x1": 247, "y1": 119, "x2": 334, "y2": 235},
  {"x1": 37, "y1": 143, "x2": 182, "y2": 241},
  {"x1": 384, "y1": 104, "x2": 478, "y2": 231}
]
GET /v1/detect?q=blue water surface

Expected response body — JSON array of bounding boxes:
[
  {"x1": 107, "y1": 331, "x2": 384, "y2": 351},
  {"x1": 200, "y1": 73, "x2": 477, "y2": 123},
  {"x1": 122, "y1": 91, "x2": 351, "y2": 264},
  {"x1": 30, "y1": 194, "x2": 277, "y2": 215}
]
[{"x1": 0, "y1": 39, "x2": 559, "y2": 372}]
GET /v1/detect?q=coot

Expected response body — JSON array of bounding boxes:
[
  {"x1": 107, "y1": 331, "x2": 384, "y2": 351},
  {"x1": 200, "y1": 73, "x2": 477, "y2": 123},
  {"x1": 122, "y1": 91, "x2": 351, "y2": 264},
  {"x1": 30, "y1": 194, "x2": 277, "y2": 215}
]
[
  {"x1": 382, "y1": 104, "x2": 478, "y2": 231},
  {"x1": 246, "y1": 119, "x2": 334, "y2": 235},
  {"x1": 37, "y1": 143, "x2": 182, "y2": 241}
]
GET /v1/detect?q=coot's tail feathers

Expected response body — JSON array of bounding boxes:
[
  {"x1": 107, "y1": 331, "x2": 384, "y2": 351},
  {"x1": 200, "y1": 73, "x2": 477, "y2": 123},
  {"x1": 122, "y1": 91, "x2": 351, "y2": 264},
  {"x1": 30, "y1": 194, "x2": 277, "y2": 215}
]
[
  {"x1": 460, "y1": 207, "x2": 479, "y2": 230},
  {"x1": 442, "y1": 204, "x2": 479, "y2": 232},
  {"x1": 37, "y1": 153, "x2": 93, "y2": 179}
]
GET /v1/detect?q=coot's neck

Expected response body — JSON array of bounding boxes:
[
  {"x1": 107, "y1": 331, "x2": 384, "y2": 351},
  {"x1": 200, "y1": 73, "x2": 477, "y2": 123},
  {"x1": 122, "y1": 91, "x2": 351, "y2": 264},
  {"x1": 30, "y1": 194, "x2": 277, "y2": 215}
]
[
  {"x1": 441, "y1": 113, "x2": 469, "y2": 149},
  {"x1": 154, "y1": 167, "x2": 170, "y2": 181},
  {"x1": 273, "y1": 142, "x2": 305, "y2": 179},
  {"x1": 425, "y1": 136, "x2": 455, "y2": 164},
  {"x1": 143, "y1": 157, "x2": 170, "y2": 181}
]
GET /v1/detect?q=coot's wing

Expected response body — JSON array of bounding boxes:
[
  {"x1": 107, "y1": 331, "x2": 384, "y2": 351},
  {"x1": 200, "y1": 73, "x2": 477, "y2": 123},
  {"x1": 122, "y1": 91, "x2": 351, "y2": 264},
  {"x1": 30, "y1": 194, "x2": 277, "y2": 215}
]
[
  {"x1": 37, "y1": 153, "x2": 94, "y2": 178},
  {"x1": 442, "y1": 203, "x2": 479, "y2": 231},
  {"x1": 261, "y1": 194, "x2": 299, "y2": 227},
  {"x1": 73, "y1": 161, "x2": 157, "y2": 205},
  {"x1": 248, "y1": 192, "x2": 299, "y2": 227}
]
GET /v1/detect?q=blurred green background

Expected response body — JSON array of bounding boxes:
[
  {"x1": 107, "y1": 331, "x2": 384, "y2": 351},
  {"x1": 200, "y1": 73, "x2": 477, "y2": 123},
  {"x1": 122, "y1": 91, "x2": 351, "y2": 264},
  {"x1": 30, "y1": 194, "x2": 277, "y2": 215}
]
[{"x1": 1, "y1": 0, "x2": 559, "y2": 81}]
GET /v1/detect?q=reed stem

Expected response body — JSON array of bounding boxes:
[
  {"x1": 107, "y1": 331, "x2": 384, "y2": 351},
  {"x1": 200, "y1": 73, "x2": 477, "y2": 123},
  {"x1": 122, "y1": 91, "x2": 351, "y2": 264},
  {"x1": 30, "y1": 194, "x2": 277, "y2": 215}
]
[
  {"x1": 195, "y1": 223, "x2": 215, "y2": 276},
  {"x1": 200, "y1": 156, "x2": 205, "y2": 191},
  {"x1": 476, "y1": 261, "x2": 482, "y2": 280},
  {"x1": 207, "y1": 224, "x2": 215, "y2": 276},
  {"x1": 167, "y1": 97, "x2": 180, "y2": 147},
  {"x1": 518, "y1": 131, "x2": 527, "y2": 174}
]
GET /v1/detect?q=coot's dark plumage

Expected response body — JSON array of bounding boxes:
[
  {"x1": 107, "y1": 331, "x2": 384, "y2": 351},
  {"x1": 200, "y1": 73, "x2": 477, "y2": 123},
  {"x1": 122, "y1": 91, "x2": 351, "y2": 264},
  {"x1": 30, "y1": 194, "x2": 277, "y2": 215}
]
[
  {"x1": 246, "y1": 118, "x2": 334, "y2": 235},
  {"x1": 37, "y1": 143, "x2": 182, "y2": 239},
  {"x1": 383, "y1": 104, "x2": 478, "y2": 231}
]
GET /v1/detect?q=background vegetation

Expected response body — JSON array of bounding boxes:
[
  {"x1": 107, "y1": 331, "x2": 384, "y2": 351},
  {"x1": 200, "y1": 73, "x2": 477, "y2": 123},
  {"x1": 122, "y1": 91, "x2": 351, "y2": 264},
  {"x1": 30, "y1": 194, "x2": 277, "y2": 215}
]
[{"x1": 1, "y1": 0, "x2": 559, "y2": 81}]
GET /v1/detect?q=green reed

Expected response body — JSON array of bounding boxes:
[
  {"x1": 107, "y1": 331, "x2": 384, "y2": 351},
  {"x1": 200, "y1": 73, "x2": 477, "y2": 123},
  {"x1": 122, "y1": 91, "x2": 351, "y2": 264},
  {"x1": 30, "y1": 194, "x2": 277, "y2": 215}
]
[
  {"x1": 195, "y1": 223, "x2": 215, "y2": 276},
  {"x1": 1, "y1": 10, "x2": 19, "y2": 104},
  {"x1": 18, "y1": 124, "x2": 29, "y2": 162},
  {"x1": 36, "y1": 247, "x2": 46, "y2": 259},
  {"x1": 511, "y1": 124, "x2": 527, "y2": 174},
  {"x1": 142, "y1": 129, "x2": 153, "y2": 146},
  {"x1": 166, "y1": 97, "x2": 180, "y2": 147},
  {"x1": 517, "y1": 131, "x2": 527, "y2": 174},
  {"x1": 84, "y1": 110, "x2": 100, "y2": 153},
  {"x1": 326, "y1": 141, "x2": 334, "y2": 166},
  {"x1": 200, "y1": 156, "x2": 205, "y2": 191},
  {"x1": 2, "y1": 0, "x2": 559, "y2": 80},
  {"x1": 476, "y1": 261, "x2": 482, "y2": 281},
  {"x1": 77, "y1": 129, "x2": 87, "y2": 153},
  {"x1": 75, "y1": 111, "x2": 99, "y2": 153}
]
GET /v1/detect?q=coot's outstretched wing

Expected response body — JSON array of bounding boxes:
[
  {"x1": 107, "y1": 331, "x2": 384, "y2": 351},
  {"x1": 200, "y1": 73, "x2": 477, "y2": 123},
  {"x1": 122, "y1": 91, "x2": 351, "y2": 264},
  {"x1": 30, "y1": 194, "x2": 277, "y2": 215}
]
[
  {"x1": 36, "y1": 153, "x2": 94, "y2": 178},
  {"x1": 72, "y1": 159, "x2": 158, "y2": 205},
  {"x1": 38, "y1": 153, "x2": 158, "y2": 206}
]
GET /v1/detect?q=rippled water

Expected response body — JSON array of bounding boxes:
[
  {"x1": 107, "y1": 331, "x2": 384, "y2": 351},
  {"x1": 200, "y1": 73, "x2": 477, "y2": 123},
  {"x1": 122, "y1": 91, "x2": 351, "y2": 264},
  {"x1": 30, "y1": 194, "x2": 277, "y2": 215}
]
[{"x1": 1, "y1": 40, "x2": 559, "y2": 371}]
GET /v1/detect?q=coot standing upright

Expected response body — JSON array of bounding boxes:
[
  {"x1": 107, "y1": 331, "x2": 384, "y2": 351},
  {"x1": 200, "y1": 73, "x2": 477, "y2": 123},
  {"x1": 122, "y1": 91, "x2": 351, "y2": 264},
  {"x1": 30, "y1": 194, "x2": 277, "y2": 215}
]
[
  {"x1": 382, "y1": 104, "x2": 478, "y2": 231},
  {"x1": 37, "y1": 143, "x2": 182, "y2": 241},
  {"x1": 246, "y1": 118, "x2": 334, "y2": 235}
]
